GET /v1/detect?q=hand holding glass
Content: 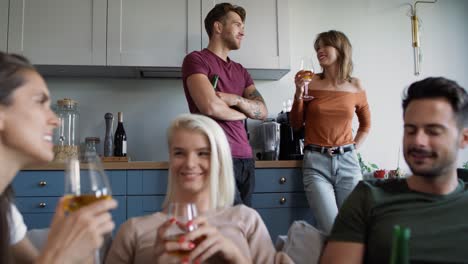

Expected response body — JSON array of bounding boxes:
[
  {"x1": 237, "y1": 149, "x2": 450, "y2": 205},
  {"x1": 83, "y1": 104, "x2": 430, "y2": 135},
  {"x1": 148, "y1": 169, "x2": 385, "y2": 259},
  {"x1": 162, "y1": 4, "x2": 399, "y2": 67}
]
[
  {"x1": 300, "y1": 57, "x2": 315, "y2": 101},
  {"x1": 165, "y1": 203, "x2": 198, "y2": 259},
  {"x1": 64, "y1": 150, "x2": 112, "y2": 263}
]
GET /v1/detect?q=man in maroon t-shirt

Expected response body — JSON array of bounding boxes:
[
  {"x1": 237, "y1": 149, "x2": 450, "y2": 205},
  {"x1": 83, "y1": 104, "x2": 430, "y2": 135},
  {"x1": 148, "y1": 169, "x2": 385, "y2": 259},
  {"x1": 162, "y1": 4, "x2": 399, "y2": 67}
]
[{"x1": 181, "y1": 3, "x2": 268, "y2": 206}]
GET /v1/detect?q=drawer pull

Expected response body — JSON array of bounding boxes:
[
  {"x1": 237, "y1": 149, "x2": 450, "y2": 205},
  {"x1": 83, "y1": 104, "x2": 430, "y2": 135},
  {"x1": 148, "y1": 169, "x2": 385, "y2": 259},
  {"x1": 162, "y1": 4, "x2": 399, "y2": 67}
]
[
  {"x1": 279, "y1": 197, "x2": 287, "y2": 205},
  {"x1": 279, "y1": 177, "x2": 287, "y2": 184},
  {"x1": 39, "y1": 181, "x2": 47, "y2": 187},
  {"x1": 38, "y1": 202, "x2": 47, "y2": 208}
]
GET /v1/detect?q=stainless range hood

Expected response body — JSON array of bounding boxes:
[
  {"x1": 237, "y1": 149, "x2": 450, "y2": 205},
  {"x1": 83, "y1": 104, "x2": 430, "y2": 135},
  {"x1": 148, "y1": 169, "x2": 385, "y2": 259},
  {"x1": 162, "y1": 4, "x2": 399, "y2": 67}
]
[{"x1": 36, "y1": 65, "x2": 290, "y2": 80}]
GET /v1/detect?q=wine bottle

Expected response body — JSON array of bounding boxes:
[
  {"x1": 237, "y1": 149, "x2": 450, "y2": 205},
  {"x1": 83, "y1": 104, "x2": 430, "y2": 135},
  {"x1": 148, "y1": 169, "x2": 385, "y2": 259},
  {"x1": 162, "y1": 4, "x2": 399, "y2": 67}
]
[{"x1": 114, "y1": 112, "x2": 127, "y2": 157}]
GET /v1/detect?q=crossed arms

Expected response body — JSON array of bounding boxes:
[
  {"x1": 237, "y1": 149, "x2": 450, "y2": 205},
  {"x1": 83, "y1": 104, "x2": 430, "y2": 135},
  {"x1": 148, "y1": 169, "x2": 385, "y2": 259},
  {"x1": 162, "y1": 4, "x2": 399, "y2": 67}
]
[{"x1": 186, "y1": 73, "x2": 268, "y2": 121}]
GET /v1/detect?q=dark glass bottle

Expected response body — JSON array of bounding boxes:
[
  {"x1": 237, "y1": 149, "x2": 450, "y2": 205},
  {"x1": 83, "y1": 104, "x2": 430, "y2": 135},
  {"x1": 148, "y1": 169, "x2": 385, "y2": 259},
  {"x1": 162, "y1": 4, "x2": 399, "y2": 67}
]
[
  {"x1": 390, "y1": 225, "x2": 410, "y2": 264},
  {"x1": 114, "y1": 112, "x2": 127, "y2": 157}
]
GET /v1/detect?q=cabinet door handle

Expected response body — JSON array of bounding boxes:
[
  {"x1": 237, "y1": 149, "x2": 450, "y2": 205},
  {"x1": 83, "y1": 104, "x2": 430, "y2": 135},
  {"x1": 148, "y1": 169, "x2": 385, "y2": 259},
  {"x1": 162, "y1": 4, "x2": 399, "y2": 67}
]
[
  {"x1": 39, "y1": 181, "x2": 47, "y2": 187},
  {"x1": 279, "y1": 177, "x2": 287, "y2": 184},
  {"x1": 279, "y1": 197, "x2": 287, "y2": 205},
  {"x1": 38, "y1": 202, "x2": 47, "y2": 208}
]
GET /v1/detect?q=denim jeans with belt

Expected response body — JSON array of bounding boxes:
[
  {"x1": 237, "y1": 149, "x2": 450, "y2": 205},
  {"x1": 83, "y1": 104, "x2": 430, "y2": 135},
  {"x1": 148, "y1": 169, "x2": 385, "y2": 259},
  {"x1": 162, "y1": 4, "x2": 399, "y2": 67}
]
[{"x1": 302, "y1": 145, "x2": 362, "y2": 234}]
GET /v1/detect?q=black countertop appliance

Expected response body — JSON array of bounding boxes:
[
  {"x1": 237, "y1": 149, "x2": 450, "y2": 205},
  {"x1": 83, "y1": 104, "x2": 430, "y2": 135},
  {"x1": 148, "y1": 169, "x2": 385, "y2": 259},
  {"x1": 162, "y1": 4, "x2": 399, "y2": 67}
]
[{"x1": 277, "y1": 111, "x2": 304, "y2": 160}]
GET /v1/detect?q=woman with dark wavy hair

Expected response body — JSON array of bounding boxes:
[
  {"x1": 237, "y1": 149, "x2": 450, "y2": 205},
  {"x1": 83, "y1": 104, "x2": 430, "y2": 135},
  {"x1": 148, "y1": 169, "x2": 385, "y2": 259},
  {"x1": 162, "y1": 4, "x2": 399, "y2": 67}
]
[{"x1": 0, "y1": 51, "x2": 117, "y2": 263}]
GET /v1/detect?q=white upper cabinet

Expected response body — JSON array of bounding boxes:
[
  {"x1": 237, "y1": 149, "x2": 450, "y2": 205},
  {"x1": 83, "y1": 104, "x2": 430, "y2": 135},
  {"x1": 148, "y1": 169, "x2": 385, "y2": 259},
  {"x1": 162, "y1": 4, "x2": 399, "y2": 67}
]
[
  {"x1": 201, "y1": 0, "x2": 290, "y2": 70},
  {"x1": 7, "y1": 0, "x2": 107, "y2": 65},
  {"x1": 4, "y1": 0, "x2": 290, "y2": 78},
  {"x1": 0, "y1": 0, "x2": 8, "y2": 51},
  {"x1": 107, "y1": 0, "x2": 201, "y2": 67}
]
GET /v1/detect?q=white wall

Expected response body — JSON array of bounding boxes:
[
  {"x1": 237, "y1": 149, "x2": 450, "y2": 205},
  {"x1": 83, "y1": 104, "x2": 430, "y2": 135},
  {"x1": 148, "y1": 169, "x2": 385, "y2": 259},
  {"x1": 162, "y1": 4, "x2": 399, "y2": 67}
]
[{"x1": 46, "y1": 0, "x2": 468, "y2": 170}]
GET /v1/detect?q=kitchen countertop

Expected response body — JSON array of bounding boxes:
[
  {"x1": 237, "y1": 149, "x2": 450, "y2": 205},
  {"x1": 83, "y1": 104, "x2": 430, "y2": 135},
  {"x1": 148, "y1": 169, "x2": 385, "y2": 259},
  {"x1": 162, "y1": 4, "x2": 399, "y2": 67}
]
[{"x1": 24, "y1": 160, "x2": 302, "y2": 170}]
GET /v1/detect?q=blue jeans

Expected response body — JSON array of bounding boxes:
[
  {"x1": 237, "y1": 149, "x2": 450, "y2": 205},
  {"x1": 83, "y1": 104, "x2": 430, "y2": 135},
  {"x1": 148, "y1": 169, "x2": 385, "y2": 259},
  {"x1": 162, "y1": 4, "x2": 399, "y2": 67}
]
[
  {"x1": 302, "y1": 146, "x2": 362, "y2": 234},
  {"x1": 233, "y1": 158, "x2": 255, "y2": 207}
]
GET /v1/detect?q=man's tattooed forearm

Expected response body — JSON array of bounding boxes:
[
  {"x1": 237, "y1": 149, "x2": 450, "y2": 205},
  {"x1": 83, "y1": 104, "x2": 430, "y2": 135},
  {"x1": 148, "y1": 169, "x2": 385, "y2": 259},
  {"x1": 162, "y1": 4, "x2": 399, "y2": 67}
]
[
  {"x1": 251, "y1": 101, "x2": 262, "y2": 119},
  {"x1": 247, "y1": 89, "x2": 265, "y2": 103},
  {"x1": 237, "y1": 96, "x2": 245, "y2": 105}
]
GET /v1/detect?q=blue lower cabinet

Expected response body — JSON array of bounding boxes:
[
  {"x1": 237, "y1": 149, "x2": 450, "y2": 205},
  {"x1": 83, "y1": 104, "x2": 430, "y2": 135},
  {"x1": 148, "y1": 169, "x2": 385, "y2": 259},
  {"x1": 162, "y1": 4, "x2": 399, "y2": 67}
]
[
  {"x1": 13, "y1": 170, "x2": 127, "y2": 231},
  {"x1": 16, "y1": 168, "x2": 314, "y2": 240},
  {"x1": 251, "y1": 193, "x2": 310, "y2": 208},
  {"x1": 13, "y1": 170, "x2": 127, "y2": 196},
  {"x1": 111, "y1": 196, "x2": 127, "y2": 233},
  {"x1": 127, "y1": 195, "x2": 165, "y2": 219},
  {"x1": 16, "y1": 196, "x2": 126, "y2": 233},
  {"x1": 16, "y1": 197, "x2": 58, "y2": 228},
  {"x1": 107, "y1": 170, "x2": 127, "y2": 196},
  {"x1": 127, "y1": 170, "x2": 168, "y2": 195},
  {"x1": 252, "y1": 193, "x2": 315, "y2": 241},
  {"x1": 22, "y1": 213, "x2": 55, "y2": 229},
  {"x1": 257, "y1": 208, "x2": 315, "y2": 242},
  {"x1": 254, "y1": 168, "x2": 304, "y2": 193},
  {"x1": 13, "y1": 171, "x2": 64, "y2": 196},
  {"x1": 16, "y1": 197, "x2": 60, "y2": 213},
  {"x1": 253, "y1": 168, "x2": 316, "y2": 241}
]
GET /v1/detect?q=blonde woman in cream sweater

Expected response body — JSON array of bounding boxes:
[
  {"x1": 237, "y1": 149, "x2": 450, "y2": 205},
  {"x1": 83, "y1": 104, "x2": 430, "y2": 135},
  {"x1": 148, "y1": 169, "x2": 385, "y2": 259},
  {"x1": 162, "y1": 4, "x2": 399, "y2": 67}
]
[{"x1": 106, "y1": 114, "x2": 292, "y2": 264}]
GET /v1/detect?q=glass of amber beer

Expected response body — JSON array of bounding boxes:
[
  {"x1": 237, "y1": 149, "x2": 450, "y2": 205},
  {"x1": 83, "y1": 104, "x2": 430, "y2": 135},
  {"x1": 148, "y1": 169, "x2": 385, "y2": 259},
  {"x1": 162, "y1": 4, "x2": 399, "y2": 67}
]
[
  {"x1": 64, "y1": 149, "x2": 112, "y2": 263},
  {"x1": 300, "y1": 56, "x2": 316, "y2": 101},
  {"x1": 165, "y1": 202, "x2": 198, "y2": 261}
]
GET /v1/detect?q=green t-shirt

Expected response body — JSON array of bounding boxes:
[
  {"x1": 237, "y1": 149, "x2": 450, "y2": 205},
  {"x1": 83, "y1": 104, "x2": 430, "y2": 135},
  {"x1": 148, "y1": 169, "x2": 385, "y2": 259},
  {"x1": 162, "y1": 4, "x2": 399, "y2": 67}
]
[{"x1": 329, "y1": 178, "x2": 468, "y2": 264}]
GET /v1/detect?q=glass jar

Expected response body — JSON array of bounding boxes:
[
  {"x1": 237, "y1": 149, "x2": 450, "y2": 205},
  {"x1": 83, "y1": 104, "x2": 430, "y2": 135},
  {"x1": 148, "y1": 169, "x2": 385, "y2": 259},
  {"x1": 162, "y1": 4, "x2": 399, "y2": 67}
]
[
  {"x1": 53, "y1": 98, "x2": 80, "y2": 162},
  {"x1": 84, "y1": 137, "x2": 100, "y2": 155}
]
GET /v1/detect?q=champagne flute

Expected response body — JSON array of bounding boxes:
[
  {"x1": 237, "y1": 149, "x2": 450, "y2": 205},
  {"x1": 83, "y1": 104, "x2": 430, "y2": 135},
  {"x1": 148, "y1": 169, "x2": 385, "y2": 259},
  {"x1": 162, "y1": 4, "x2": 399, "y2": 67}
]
[
  {"x1": 64, "y1": 148, "x2": 112, "y2": 263},
  {"x1": 165, "y1": 202, "x2": 198, "y2": 261},
  {"x1": 300, "y1": 57, "x2": 316, "y2": 101}
]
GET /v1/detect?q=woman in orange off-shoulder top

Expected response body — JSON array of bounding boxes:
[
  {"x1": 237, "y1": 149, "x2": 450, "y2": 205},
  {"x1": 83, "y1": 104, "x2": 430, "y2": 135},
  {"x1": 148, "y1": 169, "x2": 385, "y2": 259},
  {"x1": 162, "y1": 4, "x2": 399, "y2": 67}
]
[{"x1": 290, "y1": 30, "x2": 371, "y2": 235}]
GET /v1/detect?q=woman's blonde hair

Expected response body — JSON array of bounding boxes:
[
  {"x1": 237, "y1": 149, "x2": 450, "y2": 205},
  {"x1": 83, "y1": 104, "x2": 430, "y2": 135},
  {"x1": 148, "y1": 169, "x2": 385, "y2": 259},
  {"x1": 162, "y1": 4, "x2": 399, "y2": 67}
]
[
  {"x1": 314, "y1": 30, "x2": 353, "y2": 82},
  {"x1": 163, "y1": 114, "x2": 235, "y2": 209}
]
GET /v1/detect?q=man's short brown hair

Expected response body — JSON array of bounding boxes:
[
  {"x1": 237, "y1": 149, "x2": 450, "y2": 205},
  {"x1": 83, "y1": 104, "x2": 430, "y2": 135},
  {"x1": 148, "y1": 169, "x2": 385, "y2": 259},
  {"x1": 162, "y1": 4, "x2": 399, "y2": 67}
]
[
  {"x1": 204, "y1": 3, "x2": 246, "y2": 39},
  {"x1": 402, "y1": 77, "x2": 468, "y2": 128}
]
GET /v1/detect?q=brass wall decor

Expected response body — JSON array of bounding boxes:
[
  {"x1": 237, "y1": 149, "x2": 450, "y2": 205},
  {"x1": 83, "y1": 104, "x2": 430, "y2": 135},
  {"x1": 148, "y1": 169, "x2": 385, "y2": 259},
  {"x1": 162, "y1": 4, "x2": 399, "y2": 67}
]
[{"x1": 408, "y1": 0, "x2": 437, "y2": 76}]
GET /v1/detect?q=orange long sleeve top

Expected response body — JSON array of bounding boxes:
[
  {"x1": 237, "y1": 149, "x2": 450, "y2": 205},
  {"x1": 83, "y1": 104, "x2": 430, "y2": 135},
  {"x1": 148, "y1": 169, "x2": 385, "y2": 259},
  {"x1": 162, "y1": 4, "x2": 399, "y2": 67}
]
[{"x1": 290, "y1": 90, "x2": 371, "y2": 147}]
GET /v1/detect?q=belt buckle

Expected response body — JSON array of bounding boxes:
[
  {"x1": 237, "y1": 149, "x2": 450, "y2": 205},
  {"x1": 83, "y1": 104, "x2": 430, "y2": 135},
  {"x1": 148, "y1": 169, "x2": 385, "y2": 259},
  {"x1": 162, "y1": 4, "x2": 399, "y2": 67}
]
[{"x1": 327, "y1": 147, "x2": 337, "y2": 156}]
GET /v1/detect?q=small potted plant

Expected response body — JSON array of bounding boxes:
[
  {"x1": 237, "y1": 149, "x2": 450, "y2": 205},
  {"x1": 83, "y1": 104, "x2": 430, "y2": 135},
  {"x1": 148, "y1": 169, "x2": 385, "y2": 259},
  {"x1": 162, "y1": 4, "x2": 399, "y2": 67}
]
[
  {"x1": 373, "y1": 169, "x2": 387, "y2": 179},
  {"x1": 357, "y1": 153, "x2": 379, "y2": 180},
  {"x1": 387, "y1": 167, "x2": 405, "y2": 179},
  {"x1": 458, "y1": 161, "x2": 468, "y2": 182}
]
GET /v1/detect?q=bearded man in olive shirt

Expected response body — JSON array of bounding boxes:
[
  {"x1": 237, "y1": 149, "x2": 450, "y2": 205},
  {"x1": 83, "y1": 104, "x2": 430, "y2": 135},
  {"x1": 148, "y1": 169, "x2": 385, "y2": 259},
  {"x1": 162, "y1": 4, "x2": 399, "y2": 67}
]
[
  {"x1": 181, "y1": 3, "x2": 267, "y2": 206},
  {"x1": 321, "y1": 77, "x2": 468, "y2": 263}
]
